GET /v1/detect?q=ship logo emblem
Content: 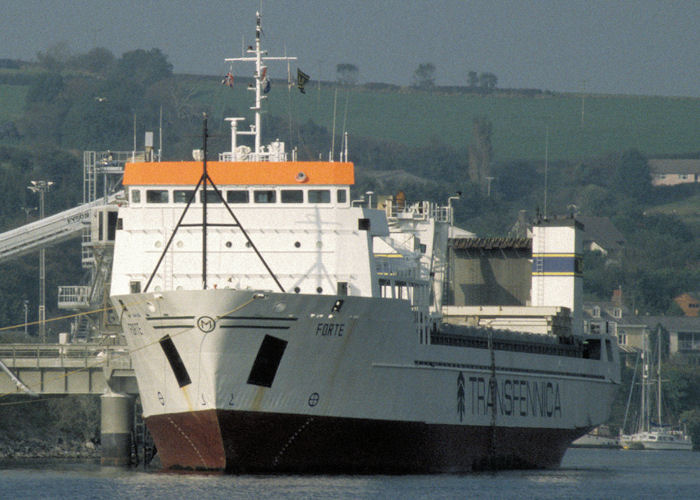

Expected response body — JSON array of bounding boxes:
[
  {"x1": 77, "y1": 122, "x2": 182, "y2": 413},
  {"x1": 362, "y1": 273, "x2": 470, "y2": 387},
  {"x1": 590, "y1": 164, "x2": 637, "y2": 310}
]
[
  {"x1": 308, "y1": 392, "x2": 320, "y2": 407},
  {"x1": 457, "y1": 372, "x2": 465, "y2": 422},
  {"x1": 197, "y1": 316, "x2": 216, "y2": 333}
]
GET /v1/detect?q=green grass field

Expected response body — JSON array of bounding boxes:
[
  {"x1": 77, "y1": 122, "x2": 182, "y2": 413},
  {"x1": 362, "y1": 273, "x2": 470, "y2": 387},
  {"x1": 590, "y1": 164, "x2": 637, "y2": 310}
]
[
  {"x1": 0, "y1": 84, "x2": 28, "y2": 121},
  {"x1": 646, "y1": 192, "x2": 700, "y2": 230},
  {"x1": 197, "y1": 80, "x2": 700, "y2": 161},
  {"x1": 3, "y1": 70, "x2": 699, "y2": 162}
]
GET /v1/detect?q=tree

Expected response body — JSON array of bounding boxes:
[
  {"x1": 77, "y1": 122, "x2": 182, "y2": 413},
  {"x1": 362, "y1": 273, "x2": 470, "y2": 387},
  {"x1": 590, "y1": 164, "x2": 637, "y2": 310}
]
[
  {"x1": 25, "y1": 73, "x2": 64, "y2": 105},
  {"x1": 467, "y1": 116, "x2": 493, "y2": 189},
  {"x1": 36, "y1": 42, "x2": 71, "y2": 72},
  {"x1": 68, "y1": 47, "x2": 115, "y2": 76},
  {"x1": 494, "y1": 160, "x2": 538, "y2": 200},
  {"x1": 576, "y1": 184, "x2": 617, "y2": 216},
  {"x1": 412, "y1": 63, "x2": 435, "y2": 89},
  {"x1": 467, "y1": 71, "x2": 479, "y2": 88},
  {"x1": 611, "y1": 149, "x2": 652, "y2": 200},
  {"x1": 336, "y1": 63, "x2": 359, "y2": 86},
  {"x1": 478, "y1": 72, "x2": 498, "y2": 90},
  {"x1": 114, "y1": 48, "x2": 173, "y2": 87}
]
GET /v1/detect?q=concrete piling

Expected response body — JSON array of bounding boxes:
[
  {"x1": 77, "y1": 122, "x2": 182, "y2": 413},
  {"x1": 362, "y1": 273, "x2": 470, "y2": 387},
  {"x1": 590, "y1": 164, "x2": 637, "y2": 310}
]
[{"x1": 100, "y1": 391, "x2": 133, "y2": 465}]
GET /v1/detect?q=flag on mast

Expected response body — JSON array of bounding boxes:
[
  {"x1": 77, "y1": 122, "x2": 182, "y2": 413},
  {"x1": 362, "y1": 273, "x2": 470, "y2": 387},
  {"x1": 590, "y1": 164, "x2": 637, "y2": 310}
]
[
  {"x1": 261, "y1": 67, "x2": 271, "y2": 93},
  {"x1": 221, "y1": 72, "x2": 234, "y2": 88},
  {"x1": 297, "y1": 69, "x2": 310, "y2": 94}
]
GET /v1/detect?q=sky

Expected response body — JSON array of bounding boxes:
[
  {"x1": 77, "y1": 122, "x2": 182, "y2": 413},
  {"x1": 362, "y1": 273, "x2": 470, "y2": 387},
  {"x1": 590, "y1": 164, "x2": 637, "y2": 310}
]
[{"x1": 2, "y1": 0, "x2": 699, "y2": 97}]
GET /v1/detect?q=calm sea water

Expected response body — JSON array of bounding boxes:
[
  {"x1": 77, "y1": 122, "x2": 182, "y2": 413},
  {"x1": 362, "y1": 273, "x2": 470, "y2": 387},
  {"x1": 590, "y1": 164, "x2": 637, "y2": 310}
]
[{"x1": 0, "y1": 448, "x2": 698, "y2": 499}]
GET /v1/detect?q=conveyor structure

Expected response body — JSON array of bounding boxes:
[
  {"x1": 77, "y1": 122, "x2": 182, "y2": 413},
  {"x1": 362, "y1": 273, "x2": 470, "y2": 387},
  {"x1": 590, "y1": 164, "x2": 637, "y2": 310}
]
[{"x1": 0, "y1": 195, "x2": 121, "y2": 264}]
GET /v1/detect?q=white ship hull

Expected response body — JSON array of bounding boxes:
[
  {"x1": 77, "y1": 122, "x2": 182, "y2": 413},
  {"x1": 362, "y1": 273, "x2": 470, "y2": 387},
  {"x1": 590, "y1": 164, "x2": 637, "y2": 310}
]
[
  {"x1": 620, "y1": 431, "x2": 693, "y2": 451},
  {"x1": 571, "y1": 434, "x2": 620, "y2": 448},
  {"x1": 114, "y1": 289, "x2": 619, "y2": 472}
]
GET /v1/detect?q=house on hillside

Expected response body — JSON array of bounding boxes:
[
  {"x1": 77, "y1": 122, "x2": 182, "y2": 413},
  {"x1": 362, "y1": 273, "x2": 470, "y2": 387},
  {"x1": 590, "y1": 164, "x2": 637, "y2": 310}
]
[
  {"x1": 583, "y1": 301, "x2": 624, "y2": 336},
  {"x1": 648, "y1": 159, "x2": 700, "y2": 186},
  {"x1": 582, "y1": 301, "x2": 647, "y2": 364},
  {"x1": 577, "y1": 216, "x2": 626, "y2": 262},
  {"x1": 674, "y1": 292, "x2": 700, "y2": 317},
  {"x1": 638, "y1": 316, "x2": 700, "y2": 365}
]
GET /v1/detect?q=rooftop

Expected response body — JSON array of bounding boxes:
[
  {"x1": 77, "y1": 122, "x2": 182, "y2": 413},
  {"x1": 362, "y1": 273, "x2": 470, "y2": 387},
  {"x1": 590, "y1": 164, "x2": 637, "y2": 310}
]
[{"x1": 648, "y1": 159, "x2": 700, "y2": 175}]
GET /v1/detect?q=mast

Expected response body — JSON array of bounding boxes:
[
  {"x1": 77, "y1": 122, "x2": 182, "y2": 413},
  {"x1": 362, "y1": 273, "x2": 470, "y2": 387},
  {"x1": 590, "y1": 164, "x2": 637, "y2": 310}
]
[
  {"x1": 657, "y1": 326, "x2": 662, "y2": 426},
  {"x1": 641, "y1": 329, "x2": 648, "y2": 433},
  {"x1": 224, "y1": 11, "x2": 296, "y2": 159},
  {"x1": 253, "y1": 12, "x2": 262, "y2": 154},
  {"x1": 202, "y1": 115, "x2": 208, "y2": 290}
]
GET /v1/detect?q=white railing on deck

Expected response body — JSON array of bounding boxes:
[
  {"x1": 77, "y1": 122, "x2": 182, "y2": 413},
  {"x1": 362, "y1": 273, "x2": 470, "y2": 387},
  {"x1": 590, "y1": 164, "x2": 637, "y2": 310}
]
[
  {"x1": 375, "y1": 257, "x2": 424, "y2": 282},
  {"x1": 58, "y1": 286, "x2": 91, "y2": 309},
  {"x1": 218, "y1": 141, "x2": 288, "y2": 162},
  {"x1": 383, "y1": 200, "x2": 450, "y2": 223}
]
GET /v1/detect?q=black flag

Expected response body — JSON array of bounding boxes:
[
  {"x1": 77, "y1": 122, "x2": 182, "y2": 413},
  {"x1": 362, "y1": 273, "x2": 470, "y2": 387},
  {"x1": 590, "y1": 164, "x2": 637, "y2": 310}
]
[{"x1": 297, "y1": 68, "x2": 310, "y2": 94}]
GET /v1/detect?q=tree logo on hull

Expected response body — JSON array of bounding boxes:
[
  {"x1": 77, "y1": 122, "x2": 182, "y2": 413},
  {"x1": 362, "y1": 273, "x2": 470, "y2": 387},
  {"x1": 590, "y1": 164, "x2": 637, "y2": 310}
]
[
  {"x1": 457, "y1": 372, "x2": 466, "y2": 422},
  {"x1": 197, "y1": 316, "x2": 216, "y2": 333}
]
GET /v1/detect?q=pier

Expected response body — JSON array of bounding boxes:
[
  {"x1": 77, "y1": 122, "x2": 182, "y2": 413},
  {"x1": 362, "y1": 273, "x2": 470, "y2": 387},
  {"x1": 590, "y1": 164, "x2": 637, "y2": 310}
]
[{"x1": 0, "y1": 343, "x2": 142, "y2": 465}]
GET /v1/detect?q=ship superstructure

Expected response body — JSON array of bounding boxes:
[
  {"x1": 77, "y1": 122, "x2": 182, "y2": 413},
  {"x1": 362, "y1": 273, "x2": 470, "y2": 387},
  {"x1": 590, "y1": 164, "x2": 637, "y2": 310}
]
[{"x1": 110, "y1": 11, "x2": 620, "y2": 472}]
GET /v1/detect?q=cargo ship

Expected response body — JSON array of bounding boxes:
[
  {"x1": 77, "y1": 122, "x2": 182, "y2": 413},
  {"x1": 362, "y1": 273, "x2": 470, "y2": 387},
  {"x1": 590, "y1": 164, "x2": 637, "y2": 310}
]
[{"x1": 110, "y1": 11, "x2": 620, "y2": 472}]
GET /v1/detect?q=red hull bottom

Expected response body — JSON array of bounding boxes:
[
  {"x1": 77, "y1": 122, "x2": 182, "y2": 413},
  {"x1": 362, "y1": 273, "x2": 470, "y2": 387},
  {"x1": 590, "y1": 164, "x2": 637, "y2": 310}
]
[{"x1": 146, "y1": 410, "x2": 585, "y2": 473}]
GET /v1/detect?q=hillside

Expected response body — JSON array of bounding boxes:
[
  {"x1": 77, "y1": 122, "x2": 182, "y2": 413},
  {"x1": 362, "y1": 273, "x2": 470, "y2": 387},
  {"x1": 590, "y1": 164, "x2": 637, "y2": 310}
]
[
  {"x1": 2, "y1": 68, "x2": 700, "y2": 162},
  {"x1": 188, "y1": 76, "x2": 700, "y2": 162},
  {"x1": 0, "y1": 54, "x2": 697, "y2": 321}
]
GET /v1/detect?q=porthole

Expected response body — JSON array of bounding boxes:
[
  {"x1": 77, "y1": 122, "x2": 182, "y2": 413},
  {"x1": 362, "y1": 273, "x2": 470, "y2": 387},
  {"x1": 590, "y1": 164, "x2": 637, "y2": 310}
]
[
  {"x1": 245, "y1": 241, "x2": 251, "y2": 248},
  {"x1": 294, "y1": 287, "x2": 301, "y2": 293},
  {"x1": 316, "y1": 241, "x2": 322, "y2": 248},
  {"x1": 316, "y1": 287, "x2": 323, "y2": 294},
  {"x1": 155, "y1": 241, "x2": 162, "y2": 248},
  {"x1": 225, "y1": 241, "x2": 232, "y2": 248},
  {"x1": 176, "y1": 241, "x2": 183, "y2": 248},
  {"x1": 294, "y1": 241, "x2": 301, "y2": 248}
]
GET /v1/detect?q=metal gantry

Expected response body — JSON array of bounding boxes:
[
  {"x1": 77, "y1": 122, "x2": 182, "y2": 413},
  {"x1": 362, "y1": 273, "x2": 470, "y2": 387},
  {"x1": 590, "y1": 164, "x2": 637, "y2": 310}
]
[
  {"x1": 27, "y1": 180, "x2": 53, "y2": 342},
  {"x1": 0, "y1": 150, "x2": 146, "y2": 342}
]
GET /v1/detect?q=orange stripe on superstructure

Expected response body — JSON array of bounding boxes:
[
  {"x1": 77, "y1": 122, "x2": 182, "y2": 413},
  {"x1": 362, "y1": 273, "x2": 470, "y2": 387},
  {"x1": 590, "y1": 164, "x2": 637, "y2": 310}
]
[{"x1": 123, "y1": 161, "x2": 354, "y2": 186}]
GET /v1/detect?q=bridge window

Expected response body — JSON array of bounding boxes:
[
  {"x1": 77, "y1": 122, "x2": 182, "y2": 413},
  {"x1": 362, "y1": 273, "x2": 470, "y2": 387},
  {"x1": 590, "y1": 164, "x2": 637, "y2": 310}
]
[
  {"x1": 130, "y1": 281, "x2": 141, "y2": 293},
  {"x1": 337, "y1": 189, "x2": 347, "y2": 203},
  {"x1": 254, "y1": 190, "x2": 276, "y2": 203},
  {"x1": 174, "y1": 190, "x2": 195, "y2": 203},
  {"x1": 130, "y1": 189, "x2": 141, "y2": 203},
  {"x1": 309, "y1": 189, "x2": 331, "y2": 203},
  {"x1": 107, "y1": 211, "x2": 118, "y2": 241},
  {"x1": 583, "y1": 338, "x2": 601, "y2": 360},
  {"x1": 146, "y1": 190, "x2": 169, "y2": 203},
  {"x1": 199, "y1": 190, "x2": 223, "y2": 203},
  {"x1": 281, "y1": 189, "x2": 304, "y2": 203},
  {"x1": 227, "y1": 190, "x2": 249, "y2": 203}
]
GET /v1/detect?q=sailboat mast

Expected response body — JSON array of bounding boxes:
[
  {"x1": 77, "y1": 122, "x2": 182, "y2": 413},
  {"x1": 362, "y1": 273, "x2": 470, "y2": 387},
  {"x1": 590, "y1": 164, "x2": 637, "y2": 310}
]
[
  {"x1": 657, "y1": 327, "x2": 662, "y2": 426},
  {"x1": 641, "y1": 329, "x2": 648, "y2": 432}
]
